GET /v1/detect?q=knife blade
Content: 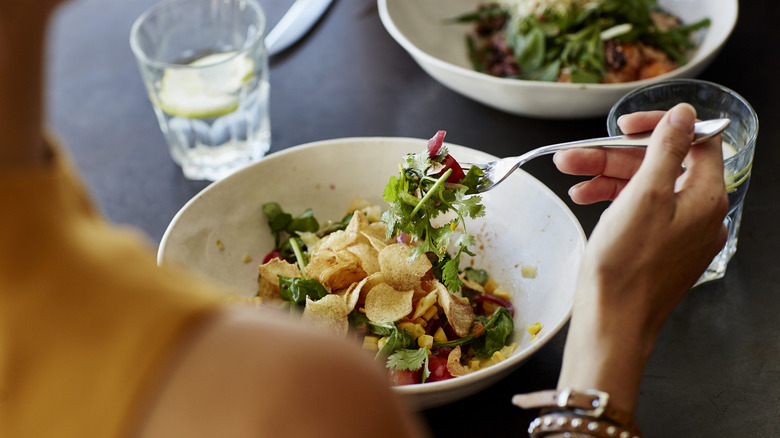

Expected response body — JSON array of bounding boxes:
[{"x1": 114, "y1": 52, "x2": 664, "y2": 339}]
[{"x1": 265, "y1": 0, "x2": 334, "y2": 57}]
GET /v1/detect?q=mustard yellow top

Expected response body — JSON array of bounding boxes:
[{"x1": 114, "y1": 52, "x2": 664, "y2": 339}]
[{"x1": 0, "y1": 141, "x2": 223, "y2": 437}]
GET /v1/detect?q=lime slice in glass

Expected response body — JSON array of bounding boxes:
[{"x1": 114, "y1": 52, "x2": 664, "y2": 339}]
[
  {"x1": 157, "y1": 51, "x2": 254, "y2": 119},
  {"x1": 722, "y1": 141, "x2": 748, "y2": 192}
]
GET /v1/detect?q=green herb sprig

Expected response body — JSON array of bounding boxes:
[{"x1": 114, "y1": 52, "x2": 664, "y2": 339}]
[{"x1": 381, "y1": 146, "x2": 485, "y2": 293}]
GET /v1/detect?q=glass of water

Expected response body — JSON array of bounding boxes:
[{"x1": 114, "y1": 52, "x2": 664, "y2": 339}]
[
  {"x1": 607, "y1": 79, "x2": 759, "y2": 287},
  {"x1": 130, "y1": 0, "x2": 270, "y2": 181}
]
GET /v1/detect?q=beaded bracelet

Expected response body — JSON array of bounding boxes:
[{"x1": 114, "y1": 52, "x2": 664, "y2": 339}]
[
  {"x1": 512, "y1": 388, "x2": 642, "y2": 438},
  {"x1": 528, "y1": 411, "x2": 640, "y2": 438}
]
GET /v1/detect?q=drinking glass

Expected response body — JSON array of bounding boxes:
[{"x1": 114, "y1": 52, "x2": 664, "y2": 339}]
[
  {"x1": 607, "y1": 79, "x2": 759, "y2": 287},
  {"x1": 130, "y1": 0, "x2": 270, "y2": 181}
]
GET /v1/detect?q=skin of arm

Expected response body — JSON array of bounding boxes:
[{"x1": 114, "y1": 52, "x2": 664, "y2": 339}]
[
  {"x1": 554, "y1": 104, "x2": 729, "y2": 415},
  {"x1": 132, "y1": 308, "x2": 429, "y2": 438},
  {"x1": 5, "y1": 3, "x2": 429, "y2": 437}
]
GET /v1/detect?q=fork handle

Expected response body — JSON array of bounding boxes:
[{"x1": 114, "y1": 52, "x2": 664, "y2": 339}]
[
  {"x1": 533, "y1": 131, "x2": 652, "y2": 155},
  {"x1": 527, "y1": 118, "x2": 721, "y2": 156}
]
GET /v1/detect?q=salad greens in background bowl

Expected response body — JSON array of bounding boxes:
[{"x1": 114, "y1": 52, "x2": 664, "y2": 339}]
[
  {"x1": 158, "y1": 137, "x2": 586, "y2": 409},
  {"x1": 377, "y1": 0, "x2": 737, "y2": 119}
]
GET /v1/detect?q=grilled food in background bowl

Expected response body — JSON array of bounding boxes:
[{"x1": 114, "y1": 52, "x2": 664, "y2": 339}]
[
  {"x1": 158, "y1": 137, "x2": 586, "y2": 409},
  {"x1": 378, "y1": 0, "x2": 737, "y2": 119}
]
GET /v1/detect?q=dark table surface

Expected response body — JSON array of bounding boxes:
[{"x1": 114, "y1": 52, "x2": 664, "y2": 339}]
[{"x1": 47, "y1": 0, "x2": 780, "y2": 436}]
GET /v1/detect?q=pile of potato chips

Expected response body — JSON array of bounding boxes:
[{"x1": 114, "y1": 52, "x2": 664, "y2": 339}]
[{"x1": 254, "y1": 199, "x2": 518, "y2": 378}]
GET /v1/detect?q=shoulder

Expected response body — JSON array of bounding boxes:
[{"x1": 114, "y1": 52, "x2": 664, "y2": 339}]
[{"x1": 133, "y1": 307, "x2": 429, "y2": 438}]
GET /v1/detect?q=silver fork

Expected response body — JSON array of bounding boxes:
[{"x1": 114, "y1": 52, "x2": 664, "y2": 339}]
[{"x1": 465, "y1": 118, "x2": 730, "y2": 193}]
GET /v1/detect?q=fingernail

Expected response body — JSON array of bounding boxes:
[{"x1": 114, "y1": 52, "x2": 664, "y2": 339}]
[
  {"x1": 668, "y1": 103, "x2": 697, "y2": 132},
  {"x1": 568, "y1": 182, "x2": 583, "y2": 198}
]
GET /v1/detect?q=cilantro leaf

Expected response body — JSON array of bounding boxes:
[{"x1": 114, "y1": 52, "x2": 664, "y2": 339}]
[
  {"x1": 455, "y1": 191, "x2": 485, "y2": 220},
  {"x1": 441, "y1": 257, "x2": 464, "y2": 293},
  {"x1": 386, "y1": 348, "x2": 428, "y2": 371},
  {"x1": 386, "y1": 348, "x2": 431, "y2": 383}
]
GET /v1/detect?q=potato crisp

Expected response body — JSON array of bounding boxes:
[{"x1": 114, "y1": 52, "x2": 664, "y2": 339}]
[
  {"x1": 364, "y1": 283, "x2": 414, "y2": 323},
  {"x1": 302, "y1": 294, "x2": 349, "y2": 337},
  {"x1": 378, "y1": 243, "x2": 432, "y2": 291}
]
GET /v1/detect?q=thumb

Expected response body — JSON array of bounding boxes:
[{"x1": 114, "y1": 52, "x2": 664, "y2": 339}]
[{"x1": 633, "y1": 103, "x2": 697, "y2": 192}]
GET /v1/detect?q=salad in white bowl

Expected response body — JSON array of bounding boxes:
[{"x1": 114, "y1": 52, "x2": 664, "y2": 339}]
[
  {"x1": 378, "y1": 0, "x2": 737, "y2": 118},
  {"x1": 158, "y1": 134, "x2": 586, "y2": 409}
]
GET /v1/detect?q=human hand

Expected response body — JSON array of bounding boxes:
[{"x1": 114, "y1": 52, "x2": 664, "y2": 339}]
[
  {"x1": 578, "y1": 103, "x2": 728, "y2": 332},
  {"x1": 557, "y1": 103, "x2": 729, "y2": 414},
  {"x1": 552, "y1": 112, "x2": 672, "y2": 204}
]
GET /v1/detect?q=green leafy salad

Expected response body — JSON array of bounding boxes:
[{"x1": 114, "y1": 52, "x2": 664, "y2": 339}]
[
  {"x1": 455, "y1": 0, "x2": 710, "y2": 83},
  {"x1": 249, "y1": 131, "x2": 523, "y2": 385}
]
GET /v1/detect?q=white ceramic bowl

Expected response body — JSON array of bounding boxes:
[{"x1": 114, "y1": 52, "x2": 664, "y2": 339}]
[
  {"x1": 378, "y1": 0, "x2": 737, "y2": 119},
  {"x1": 158, "y1": 137, "x2": 586, "y2": 410}
]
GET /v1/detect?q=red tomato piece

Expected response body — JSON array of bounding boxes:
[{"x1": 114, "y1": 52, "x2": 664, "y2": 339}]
[
  {"x1": 389, "y1": 368, "x2": 420, "y2": 386},
  {"x1": 427, "y1": 355, "x2": 454, "y2": 382},
  {"x1": 262, "y1": 250, "x2": 283, "y2": 264},
  {"x1": 440, "y1": 154, "x2": 466, "y2": 183}
]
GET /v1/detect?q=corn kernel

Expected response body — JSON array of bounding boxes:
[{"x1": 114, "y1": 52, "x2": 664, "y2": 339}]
[
  {"x1": 521, "y1": 264, "x2": 538, "y2": 278},
  {"x1": 411, "y1": 291, "x2": 437, "y2": 320},
  {"x1": 433, "y1": 327, "x2": 448, "y2": 343},
  {"x1": 377, "y1": 336, "x2": 389, "y2": 350},
  {"x1": 527, "y1": 322, "x2": 542, "y2": 341},
  {"x1": 362, "y1": 336, "x2": 379, "y2": 351},
  {"x1": 398, "y1": 322, "x2": 425, "y2": 340},
  {"x1": 422, "y1": 305, "x2": 438, "y2": 321},
  {"x1": 468, "y1": 359, "x2": 481, "y2": 371},
  {"x1": 500, "y1": 342, "x2": 518, "y2": 357},
  {"x1": 484, "y1": 278, "x2": 499, "y2": 294},
  {"x1": 412, "y1": 318, "x2": 428, "y2": 328},
  {"x1": 492, "y1": 288, "x2": 511, "y2": 300},
  {"x1": 491, "y1": 350, "x2": 507, "y2": 363},
  {"x1": 418, "y1": 334, "x2": 434, "y2": 350},
  {"x1": 478, "y1": 357, "x2": 494, "y2": 369}
]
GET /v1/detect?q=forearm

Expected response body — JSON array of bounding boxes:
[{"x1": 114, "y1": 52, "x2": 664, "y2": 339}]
[{"x1": 557, "y1": 297, "x2": 656, "y2": 416}]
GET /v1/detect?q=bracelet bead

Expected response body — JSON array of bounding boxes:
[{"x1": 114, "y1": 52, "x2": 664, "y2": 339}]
[{"x1": 528, "y1": 412, "x2": 641, "y2": 438}]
